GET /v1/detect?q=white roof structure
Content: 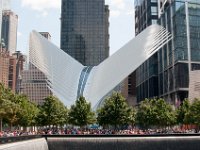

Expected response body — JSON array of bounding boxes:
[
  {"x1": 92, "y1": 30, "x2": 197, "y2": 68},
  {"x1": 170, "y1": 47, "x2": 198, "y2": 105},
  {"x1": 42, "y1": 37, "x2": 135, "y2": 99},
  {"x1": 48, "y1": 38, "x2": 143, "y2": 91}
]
[{"x1": 29, "y1": 24, "x2": 172, "y2": 108}]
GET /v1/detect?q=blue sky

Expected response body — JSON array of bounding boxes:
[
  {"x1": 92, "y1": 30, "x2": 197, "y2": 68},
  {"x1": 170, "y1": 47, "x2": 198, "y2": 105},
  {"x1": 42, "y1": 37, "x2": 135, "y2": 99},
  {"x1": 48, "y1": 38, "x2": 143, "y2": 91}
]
[{"x1": 12, "y1": 0, "x2": 135, "y2": 55}]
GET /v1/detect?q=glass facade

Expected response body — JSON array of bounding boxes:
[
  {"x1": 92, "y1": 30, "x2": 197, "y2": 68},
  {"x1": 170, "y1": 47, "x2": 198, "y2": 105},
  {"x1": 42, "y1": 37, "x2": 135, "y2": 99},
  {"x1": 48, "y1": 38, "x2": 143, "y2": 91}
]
[
  {"x1": 135, "y1": 0, "x2": 158, "y2": 35},
  {"x1": 189, "y1": 3, "x2": 200, "y2": 61},
  {"x1": 77, "y1": 66, "x2": 93, "y2": 98},
  {"x1": 1, "y1": 10, "x2": 18, "y2": 55},
  {"x1": 60, "y1": 0, "x2": 109, "y2": 66},
  {"x1": 135, "y1": 0, "x2": 200, "y2": 104},
  {"x1": 134, "y1": 0, "x2": 159, "y2": 102},
  {"x1": 157, "y1": 0, "x2": 200, "y2": 104}
]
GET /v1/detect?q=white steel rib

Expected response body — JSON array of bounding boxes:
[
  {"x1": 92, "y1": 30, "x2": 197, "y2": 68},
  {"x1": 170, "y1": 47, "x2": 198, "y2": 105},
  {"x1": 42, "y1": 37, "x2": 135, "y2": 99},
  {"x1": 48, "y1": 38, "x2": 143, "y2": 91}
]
[{"x1": 29, "y1": 24, "x2": 172, "y2": 108}]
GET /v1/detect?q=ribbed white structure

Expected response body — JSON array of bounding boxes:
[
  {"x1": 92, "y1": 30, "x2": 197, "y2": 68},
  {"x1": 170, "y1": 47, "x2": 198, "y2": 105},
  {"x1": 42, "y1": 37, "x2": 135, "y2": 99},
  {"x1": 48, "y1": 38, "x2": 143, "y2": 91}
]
[
  {"x1": 29, "y1": 32, "x2": 84, "y2": 106},
  {"x1": 29, "y1": 24, "x2": 172, "y2": 108}
]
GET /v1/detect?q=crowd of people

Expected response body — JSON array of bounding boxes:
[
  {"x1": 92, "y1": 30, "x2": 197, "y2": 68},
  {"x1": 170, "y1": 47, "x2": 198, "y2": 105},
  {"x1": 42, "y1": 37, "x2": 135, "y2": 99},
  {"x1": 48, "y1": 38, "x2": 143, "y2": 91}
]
[{"x1": 0, "y1": 127, "x2": 198, "y2": 137}]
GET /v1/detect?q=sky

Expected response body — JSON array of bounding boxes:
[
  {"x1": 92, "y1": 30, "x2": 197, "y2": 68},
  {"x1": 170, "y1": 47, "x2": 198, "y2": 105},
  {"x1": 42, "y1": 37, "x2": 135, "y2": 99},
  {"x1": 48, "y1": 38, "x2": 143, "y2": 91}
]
[{"x1": 11, "y1": 0, "x2": 135, "y2": 56}]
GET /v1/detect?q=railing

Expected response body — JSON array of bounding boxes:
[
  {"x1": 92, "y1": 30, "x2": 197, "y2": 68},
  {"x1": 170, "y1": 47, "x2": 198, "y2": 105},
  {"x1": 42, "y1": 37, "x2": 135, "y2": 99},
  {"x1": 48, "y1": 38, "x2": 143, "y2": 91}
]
[
  {"x1": 1, "y1": 133, "x2": 200, "y2": 145},
  {"x1": 42, "y1": 133, "x2": 200, "y2": 138}
]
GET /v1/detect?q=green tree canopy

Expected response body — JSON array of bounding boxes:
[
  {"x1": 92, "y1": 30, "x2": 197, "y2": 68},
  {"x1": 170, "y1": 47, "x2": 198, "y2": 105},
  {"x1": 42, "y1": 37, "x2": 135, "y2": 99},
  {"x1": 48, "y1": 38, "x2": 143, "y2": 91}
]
[
  {"x1": 97, "y1": 93, "x2": 135, "y2": 129},
  {"x1": 136, "y1": 99, "x2": 154, "y2": 128},
  {"x1": 17, "y1": 95, "x2": 39, "y2": 127},
  {"x1": 0, "y1": 84, "x2": 10, "y2": 119},
  {"x1": 0, "y1": 83, "x2": 20, "y2": 130},
  {"x1": 137, "y1": 98, "x2": 176, "y2": 129},
  {"x1": 185, "y1": 98, "x2": 200, "y2": 128},
  {"x1": 176, "y1": 99, "x2": 190, "y2": 125},
  {"x1": 68, "y1": 96, "x2": 96, "y2": 127},
  {"x1": 37, "y1": 96, "x2": 68, "y2": 126}
]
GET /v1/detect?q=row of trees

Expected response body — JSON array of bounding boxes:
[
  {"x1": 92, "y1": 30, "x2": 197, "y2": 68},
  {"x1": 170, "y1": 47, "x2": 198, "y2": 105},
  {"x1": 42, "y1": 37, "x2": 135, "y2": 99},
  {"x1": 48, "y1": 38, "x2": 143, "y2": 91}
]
[
  {"x1": 97, "y1": 95, "x2": 200, "y2": 130},
  {"x1": 0, "y1": 83, "x2": 39, "y2": 131},
  {"x1": 39, "y1": 93, "x2": 200, "y2": 130},
  {"x1": 1, "y1": 83, "x2": 200, "y2": 131}
]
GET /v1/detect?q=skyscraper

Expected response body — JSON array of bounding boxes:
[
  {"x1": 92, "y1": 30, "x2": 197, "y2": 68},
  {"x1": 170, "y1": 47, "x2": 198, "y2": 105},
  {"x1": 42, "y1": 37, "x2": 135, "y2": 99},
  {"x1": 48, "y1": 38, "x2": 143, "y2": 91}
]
[
  {"x1": 0, "y1": 48, "x2": 9, "y2": 87},
  {"x1": 60, "y1": 0, "x2": 109, "y2": 66},
  {"x1": 135, "y1": 0, "x2": 158, "y2": 36},
  {"x1": 158, "y1": 0, "x2": 200, "y2": 104},
  {"x1": 1, "y1": 10, "x2": 18, "y2": 54},
  {"x1": 128, "y1": 0, "x2": 159, "y2": 103},
  {"x1": 134, "y1": 0, "x2": 200, "y2": 105}
]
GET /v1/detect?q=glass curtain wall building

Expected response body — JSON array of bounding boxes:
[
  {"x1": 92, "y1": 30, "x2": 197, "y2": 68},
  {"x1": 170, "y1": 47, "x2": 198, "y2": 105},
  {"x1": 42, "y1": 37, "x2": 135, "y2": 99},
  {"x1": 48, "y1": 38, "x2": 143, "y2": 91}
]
[
  {"x1": 134, "y1": 0, "x2": 200, "y2": 105},
  {"x1": 60, "y1": 0, "x2": 109, "y2": 66},
  {"x1": 0, "y1": 0, "x2": 11, "y2": 46},
  {"x1": 135, "y1": 0, "x2": 158, "y2": 35},
  {"x1": 1, "y1": 10, "x2": 18, "y2": 55},
  {"x1": 133, "y1": 0, "x2": 159, "y2": 102},
  {"x1": 158, "y1": 0, "x2": 200, "y2": 105}
]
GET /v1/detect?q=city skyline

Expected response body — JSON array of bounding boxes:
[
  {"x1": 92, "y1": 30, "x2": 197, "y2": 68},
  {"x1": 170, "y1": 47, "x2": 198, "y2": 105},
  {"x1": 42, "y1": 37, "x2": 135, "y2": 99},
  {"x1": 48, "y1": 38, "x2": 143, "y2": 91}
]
[{"x1": 11, "y1": 0, "x2": 135, "y2": 56}]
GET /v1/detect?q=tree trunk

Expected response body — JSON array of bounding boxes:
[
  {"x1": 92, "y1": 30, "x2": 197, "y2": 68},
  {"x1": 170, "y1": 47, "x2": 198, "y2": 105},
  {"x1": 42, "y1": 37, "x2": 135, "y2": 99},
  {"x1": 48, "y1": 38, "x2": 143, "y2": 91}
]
[{"x1": 23, "y1": 126, "x2": 27, "y2": 132}]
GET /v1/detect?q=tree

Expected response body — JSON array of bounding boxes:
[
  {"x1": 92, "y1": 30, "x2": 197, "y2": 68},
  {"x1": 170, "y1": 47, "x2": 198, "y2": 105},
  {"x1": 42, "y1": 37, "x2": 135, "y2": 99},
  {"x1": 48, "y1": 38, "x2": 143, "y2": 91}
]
[
  {"x1": 97, "y1": 93, "x2": 135, "y2": 129},
  {"x1": 185, "y1": 98, "x2": 200, "y2": 131},
  {"x1": 37, "y1": 96, "x2": 67, "y2": 127},
  {"x1": 68, "y1": 96, "x2": 96, "y2": 128},
  {"x1": 0, "y1": 83, "x2": 16, "y2": 131},
  {"x1": 0, "y1": 83, "x2": 40, "y2": 130},
  {"x1": 0, "y1": 99, "x2": 10, "y2": 131},
  {"x1": 136, "y1": 99, "x2": 155, "y2": 128},
  {"x1": 4, "y1": 100, "x2": 21, "y2": 130},
  {"x1": 126, "y1": 107, "x2": 136, "y2": 127},
  {"x1": 136, "y1": 98, "x2": 176, "y2": 129},
  {"x1": 17, "y1": 95, "x2": 39, "y2": 128},
  {"x1": 176, "y1": 99, "x2": 190, "y2": 125}
]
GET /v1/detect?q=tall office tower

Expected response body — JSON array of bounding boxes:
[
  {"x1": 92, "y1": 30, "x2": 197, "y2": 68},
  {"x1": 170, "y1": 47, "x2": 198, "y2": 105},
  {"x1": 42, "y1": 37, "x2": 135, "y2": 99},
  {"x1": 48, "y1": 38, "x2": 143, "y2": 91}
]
[
  {"x1": 12, "y1": 51, "x2": 25, "y2": 93},
  {"x1": 135, "y1": 0, "x2": 158, "y2": 35},
  {"x1": 61, "y1": 0, "x2": 109, "y2": 66},
  {"x1": 0, "y1": 47, "x2": 9, "y2": 87},
  {"x1": 0, "y1": 49, "x2": 24, "y2": 92},
  {"x1": 1, "y1": 10, "x2": 18, "y2": 55},
  {"x1": 20, "y1": 32, "x2": 53, "y2": 105},
  {"x1": 129, "y1": 0, "x2": 159, "y2": 103},
  {"x1": 157, "y1": 0, "x2": 200, "y2": 105},
  {"x1": 133, "y1": 0, "x2": 200, "y2": 105}
]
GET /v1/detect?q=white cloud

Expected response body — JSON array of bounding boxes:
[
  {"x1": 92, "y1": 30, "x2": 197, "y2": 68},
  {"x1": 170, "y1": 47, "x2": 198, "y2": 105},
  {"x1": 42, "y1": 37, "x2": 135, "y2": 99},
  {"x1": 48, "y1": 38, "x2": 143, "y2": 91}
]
[
  {"x1": 110, "y1": 10, "x2": 121, "y2": 17},
  {"x1": 105, "y1": 0, "x2": 134, "y2": 18},
  {"x1": 20, "y1": 0, "x2": 60, "y2": 17},
  {"x1": 20, "y1": 0, "x2": 134, "y2": 18},
  {"x1": 110, "y1": 0, "x2": 126, "y2": 10},
  {"x1": 21, "y1": 0, "x2": 61, "y2": 11}
]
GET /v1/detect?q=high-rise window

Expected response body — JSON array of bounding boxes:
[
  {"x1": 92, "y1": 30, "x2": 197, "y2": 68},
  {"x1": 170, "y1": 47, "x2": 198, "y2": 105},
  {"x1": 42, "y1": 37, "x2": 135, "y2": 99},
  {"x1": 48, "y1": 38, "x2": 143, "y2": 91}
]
[{"x1": 60, "y1": 0, "x2": 109, "y2": 66}]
